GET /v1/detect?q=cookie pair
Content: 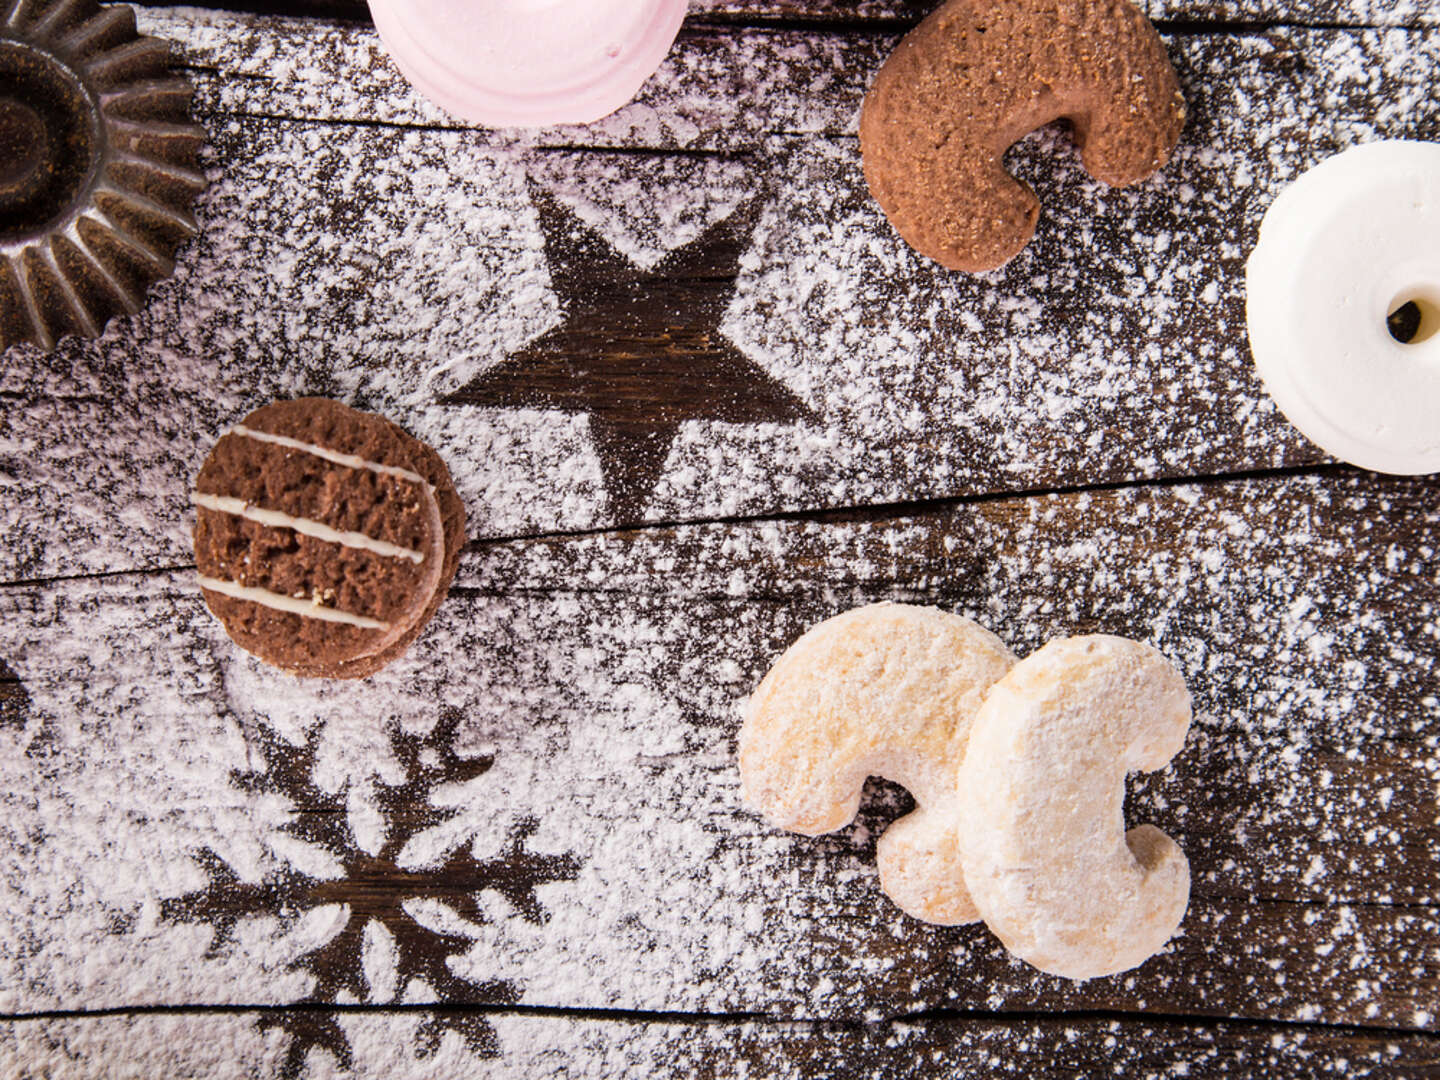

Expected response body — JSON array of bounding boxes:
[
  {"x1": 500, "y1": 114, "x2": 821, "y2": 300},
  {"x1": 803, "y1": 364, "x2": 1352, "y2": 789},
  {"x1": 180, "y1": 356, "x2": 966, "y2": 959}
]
[
  {"x1": 193, "y1": 398, "x2": 465, "y2": 679},
  {"x1": 739, "y1": 603, "x2": 1192, "y2": 980}
]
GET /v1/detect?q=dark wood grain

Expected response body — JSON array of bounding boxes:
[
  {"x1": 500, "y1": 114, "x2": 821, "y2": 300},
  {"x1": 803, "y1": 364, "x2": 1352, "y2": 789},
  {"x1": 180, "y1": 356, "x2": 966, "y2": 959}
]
[
  {"x1": 15, "y1": 20, "x2": 1440, "y2": 578},
  {"x1": 142, "y1": 11, "x2": 1440, "y2": 147},
  {"x1": 3, "y1": 1010, "x2": 1439, "y2": 1078},
  {"x1": 701, "y1": 0, "x2": 1440, "y2": 25},
  {"x1": 0, "y1": 660, "x2": 26, "y2": 731},
  {"x1": 717, "y1": 0, "x2": 1438, "y2": 25},
  {"x1": 443, "y1": 190, "x2": 814, "y2": 519},
  {"x1": 4, "y1": 3, "x2": 1439, "y2": 1076},
  {"x1": 136, "y1": 0, "x2": 1440, "y2": 29},
  {"x1": 2, "y1": 471, "x2": 1434, "y2": 1041}
]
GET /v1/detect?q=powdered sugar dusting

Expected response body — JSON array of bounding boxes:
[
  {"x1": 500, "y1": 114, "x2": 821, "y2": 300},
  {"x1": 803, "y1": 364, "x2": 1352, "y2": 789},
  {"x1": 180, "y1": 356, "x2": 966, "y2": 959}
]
[
  {"x1": 1, "y1": 473, "x2": 1434, "y2": 1034},
  {"x1": 13, "y1": 25, "x2": 1440, "y2": 579},
  {"x1": 527, "y1": 151, "x2": 756, "y2": 271},
  {"x1": 4, "y1": 1009, "x2": 1435, "y2": 1078},
  {"x1": 2, "y1": 7, "x2": 1438, "y2": 1074},
  {"x1": 139, "y1": 9, "x2": 882, "y2": 148},
  {"x1": 692, "y1": 0, "x2": 1439, "y2": 25}
]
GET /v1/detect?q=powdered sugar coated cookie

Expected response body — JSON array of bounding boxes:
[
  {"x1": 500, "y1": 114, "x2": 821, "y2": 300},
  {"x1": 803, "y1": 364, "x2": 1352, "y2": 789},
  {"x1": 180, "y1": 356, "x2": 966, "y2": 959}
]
[
  {"x1": 957, "y1": 635, "x2": 1192, "y2": 979},
  {"x1": 739, "y1": 603, "x2": 1016, "y2": 924}
]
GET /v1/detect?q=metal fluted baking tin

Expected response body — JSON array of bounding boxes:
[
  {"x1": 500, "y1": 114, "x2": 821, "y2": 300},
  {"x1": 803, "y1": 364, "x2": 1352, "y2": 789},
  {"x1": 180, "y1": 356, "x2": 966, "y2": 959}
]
[{"x1": 1, "y1": 0, "x2": 207, "y2": 352}]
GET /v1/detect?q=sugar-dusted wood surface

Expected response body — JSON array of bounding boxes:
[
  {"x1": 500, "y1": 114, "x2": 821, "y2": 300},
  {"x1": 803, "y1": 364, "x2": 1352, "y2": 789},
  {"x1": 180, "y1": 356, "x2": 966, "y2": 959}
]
[
  {"x1": 2, "y1": 0, "x2": 1438, "y2": 1077},
  {"x1": 5, "y1": 1012, "x2": 1439, "y2": 1079},
  {"x1": 154, "y1": 0, "x2": 1440, "y2": 28},
  {"x1": 693, "y1": 0, "x2": 1440, "y2": 24},
  {"x1": 9, "y1": 4, "x2": 1440, "y2": 582},
  {"x1": 3, "y1": 472, "x2": 1437, "y2": 1075}
]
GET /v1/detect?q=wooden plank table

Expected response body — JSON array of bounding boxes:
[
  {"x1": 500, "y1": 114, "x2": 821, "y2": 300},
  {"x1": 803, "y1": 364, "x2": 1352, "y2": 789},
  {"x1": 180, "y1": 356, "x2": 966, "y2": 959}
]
[{"x1": 2, "y1": 0, "x2": 1438, "y2": 1076}]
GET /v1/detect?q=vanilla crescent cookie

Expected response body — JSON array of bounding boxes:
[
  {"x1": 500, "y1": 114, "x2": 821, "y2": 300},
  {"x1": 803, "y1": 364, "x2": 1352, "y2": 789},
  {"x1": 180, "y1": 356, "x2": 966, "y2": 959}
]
[
  {"x1": 192, "y1": 398, "x2": 466, "y2": 679},
  {"x1": 957, "y1": 636, "x2": 1192, "y2": 979},
  {"x1": 739, "y1": 603, "x2": 1016, "y2": 924},
  {"x1": 1247, "y1": 140, "x2": 1440, "y2": 474}
]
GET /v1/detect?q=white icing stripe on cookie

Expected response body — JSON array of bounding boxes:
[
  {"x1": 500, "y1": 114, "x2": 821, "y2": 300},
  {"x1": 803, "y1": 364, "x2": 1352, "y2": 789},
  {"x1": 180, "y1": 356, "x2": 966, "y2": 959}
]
[
  {"x1": 231, "y1": 425, "x2": 430, "y2": 487},
  {"x1": 191, "y1": 492, "x2": 426, "y2": 564},
  {"x1": 196, "y1": 575, "x2": 391, "y2": 630}
]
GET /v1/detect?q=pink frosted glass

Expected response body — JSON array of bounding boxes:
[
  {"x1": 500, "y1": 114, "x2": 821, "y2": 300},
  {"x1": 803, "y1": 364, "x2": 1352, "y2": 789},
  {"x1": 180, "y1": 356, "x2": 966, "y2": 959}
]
[{"x1": 368, "y1": 0, "x2": 689, "y2": 128}]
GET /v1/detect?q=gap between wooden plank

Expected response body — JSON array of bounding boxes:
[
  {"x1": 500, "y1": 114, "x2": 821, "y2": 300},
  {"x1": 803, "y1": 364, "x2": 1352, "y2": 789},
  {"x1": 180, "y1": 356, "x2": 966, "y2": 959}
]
[
  {"x1": 4, "y1": 1000, "x2": 1439, "y2": 1041},
  {"x1": 172, "y1": 100, "x2": 768, "y2": 155},
  {"x1": 182, "y1": 107, "x2": 841, "y2": 146},
  {"x1": 688, "y1": 13, "x2": 1412, "y2": 34},
  {"x1": 133, "y1": 0, "x2": 1429, "y2": 34},
  {"x1": 460, "y1": 460, "x2": 1353, "y2": 551},
  {"x1": 0, "y1": 461, "x2": 1350, "y2": 591}
]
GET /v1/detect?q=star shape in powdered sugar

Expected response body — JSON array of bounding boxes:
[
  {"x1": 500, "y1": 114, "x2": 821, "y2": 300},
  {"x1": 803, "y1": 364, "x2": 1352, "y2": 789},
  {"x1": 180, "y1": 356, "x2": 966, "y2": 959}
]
[
  {"x1": 443, "y1": 189, "x2": 813, "y2": 522},
  {"x1": 161, "y1": 711, "x2": 581, "y2": 1077}
]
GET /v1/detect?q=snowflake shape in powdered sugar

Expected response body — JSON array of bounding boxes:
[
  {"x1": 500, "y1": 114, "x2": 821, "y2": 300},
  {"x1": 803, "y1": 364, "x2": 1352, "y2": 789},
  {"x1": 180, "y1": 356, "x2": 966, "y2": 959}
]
[{"x1": 161, "y1": 709, "x2": 581, "y2": 1078}]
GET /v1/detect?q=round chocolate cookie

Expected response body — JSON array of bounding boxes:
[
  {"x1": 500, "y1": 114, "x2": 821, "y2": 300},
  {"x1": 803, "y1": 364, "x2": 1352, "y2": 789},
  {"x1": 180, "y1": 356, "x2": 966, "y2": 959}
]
[
  {"x1": 193, "y1": 398, "x2": 466, "y2": 679},
  {"x1": 859, "y1": 0, "x2": 1186, "y2": 273}
]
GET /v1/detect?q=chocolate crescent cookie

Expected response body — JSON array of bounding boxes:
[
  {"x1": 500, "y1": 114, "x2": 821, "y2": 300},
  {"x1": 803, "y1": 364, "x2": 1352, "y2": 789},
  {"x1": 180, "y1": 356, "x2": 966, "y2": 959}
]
[
  {"x1": 193, "y1": 398, "x2": 465, "y2": 679},
  {"x1": 859, "y1": 0, "x2": 1185, "y2": 273}
]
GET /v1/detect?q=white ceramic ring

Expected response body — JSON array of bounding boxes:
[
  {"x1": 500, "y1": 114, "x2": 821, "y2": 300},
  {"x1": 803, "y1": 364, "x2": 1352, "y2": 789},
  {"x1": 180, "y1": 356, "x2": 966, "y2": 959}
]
[
  {"x1": 1246, "y1": 140, "x2": 1440, "y2": 475},
  {"x1": 368, "y1": 0, "x2": 688, "y2": 128}
]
